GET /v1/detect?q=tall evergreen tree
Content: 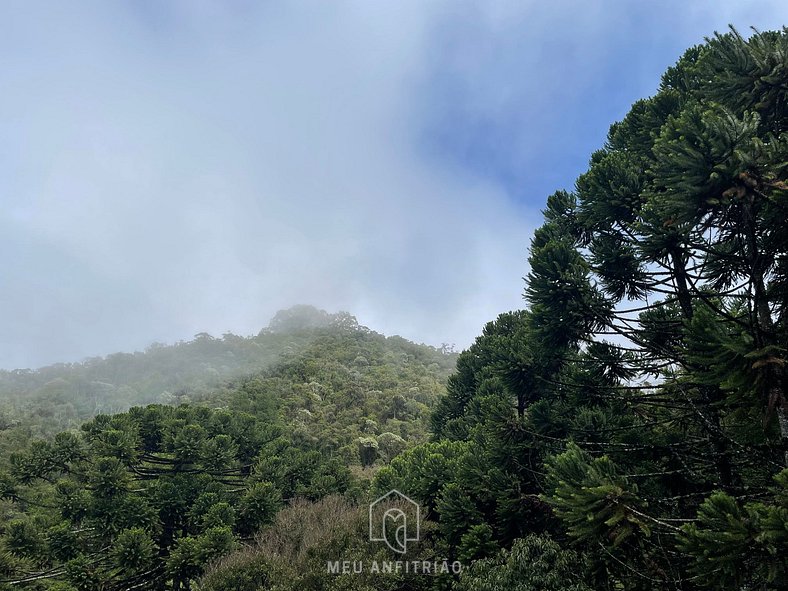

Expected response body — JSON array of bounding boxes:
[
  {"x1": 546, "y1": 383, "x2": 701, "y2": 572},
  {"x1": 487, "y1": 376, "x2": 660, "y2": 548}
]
[{"x1": 407, "y1": 26, "x2": 788, "y2": 591}]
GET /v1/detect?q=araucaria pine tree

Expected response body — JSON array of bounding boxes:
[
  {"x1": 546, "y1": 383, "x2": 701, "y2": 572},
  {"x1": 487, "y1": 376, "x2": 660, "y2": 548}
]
[{"x1": 383, "y1": 26, "x2": 788, "y2": 591}]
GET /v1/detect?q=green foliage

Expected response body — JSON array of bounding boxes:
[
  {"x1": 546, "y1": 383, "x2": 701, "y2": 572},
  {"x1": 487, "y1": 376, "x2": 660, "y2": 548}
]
[
  {"x1": 679, "y1": 469, "x2": 788, "y2": 589},
  {"x1": 238, "y1": 482, "x2": 282, "y2": 536},
  {"x1": 4, "y1": 518, "x2": 44, "y2": 559},
  {"x1": 356, "y1": 436, "x2": 378, "y2": 468},
  {"x1": 113, "y1": 527, "x2": 157, "y2": 574},
  {"x1": 197, "y1": 550, "x2": 273, "y2": 591},
  {"x1": 457, "y1": 534, "x2": 593, "y2": 591},
  {"x1": 0, "y1": 306, "x2": 456, "y2": 469},
  {"x1": 65, "y1": 556, "x2": 103, "y2": 591},
  {"x1": 457, "y1": 524, "x2": 497, "y2": 563},
  {"x1": 0, "y1": 404, "x2": 347, "y2": 588},
  {"x1": 372, "y1": 440, "x2": 470, "y2": 510},
  {"x1": 545, "y1": 444, "x2": 650, "y2": 547},
  {"x1": 376, "y1": 432, "x2": 407, "y2": 462},
  {"x1": 0, "y1": 309, "x2": 455, "y2": 588}
]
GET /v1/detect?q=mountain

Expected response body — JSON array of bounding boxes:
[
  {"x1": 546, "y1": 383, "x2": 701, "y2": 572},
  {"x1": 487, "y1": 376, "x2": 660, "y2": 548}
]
[
  {"x1": 0, "y1": 306, "x2": 456, "y2": 463},
  {"x1": 0, "y1": 306, "x2": 457, "y2": 589}
]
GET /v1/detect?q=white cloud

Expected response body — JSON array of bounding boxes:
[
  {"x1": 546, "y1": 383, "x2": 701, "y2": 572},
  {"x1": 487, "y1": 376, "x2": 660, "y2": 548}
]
[
  {"x1": 0, "y1": 1, "x2": 534, "y2": 367},
  {"x1": 1, "y1": 0, "x2": 786, "y2": 368}
]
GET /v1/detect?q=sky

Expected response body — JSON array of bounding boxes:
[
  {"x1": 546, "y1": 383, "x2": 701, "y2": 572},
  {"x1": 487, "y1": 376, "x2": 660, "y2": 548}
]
[{"x1": 1, "y1": 1, "x2": 787, "y2": 369}]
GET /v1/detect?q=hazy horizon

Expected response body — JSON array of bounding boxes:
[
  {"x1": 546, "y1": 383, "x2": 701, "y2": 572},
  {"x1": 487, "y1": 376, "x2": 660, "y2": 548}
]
[
  {"x1": 3, "y1": 1, "x2": 788, "y2": 369},
  {"x1": 0, "y1": 303, "x2": 446, "y2": 372}
]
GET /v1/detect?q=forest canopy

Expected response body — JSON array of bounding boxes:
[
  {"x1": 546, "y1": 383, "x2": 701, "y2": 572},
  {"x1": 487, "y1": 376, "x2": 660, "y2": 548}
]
[{"x1": 0, "y1": 308, "x2": 456, "y2": 589}]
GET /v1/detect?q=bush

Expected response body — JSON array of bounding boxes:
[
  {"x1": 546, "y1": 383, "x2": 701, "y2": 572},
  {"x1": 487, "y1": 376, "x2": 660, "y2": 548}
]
[{"x1": 457, "y1": 534, "x2": 592, "y2": 591}]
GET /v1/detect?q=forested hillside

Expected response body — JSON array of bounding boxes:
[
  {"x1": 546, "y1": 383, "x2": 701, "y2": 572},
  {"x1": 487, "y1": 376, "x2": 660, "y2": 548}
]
[
  {"x1": 2, "y1": 26, "x2": 788, "y2": 591},
  {"x1": 0, "y1": 306, "x2": 454, "y2": 459},
  {"x1": 0, "y1": 306, "x2": 364, "y2": 436},
  {"x1": 0, "y1": 308, "x2": 456, "y2": 589}
]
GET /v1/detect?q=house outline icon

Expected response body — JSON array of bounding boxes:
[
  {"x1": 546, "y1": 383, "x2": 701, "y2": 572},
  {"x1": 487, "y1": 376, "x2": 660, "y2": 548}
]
[{"x1": 369, "y1": 489, "x2": 420, "y2": 553}]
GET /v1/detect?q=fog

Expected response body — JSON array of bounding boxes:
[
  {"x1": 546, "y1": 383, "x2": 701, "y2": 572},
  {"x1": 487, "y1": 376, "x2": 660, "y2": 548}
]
[{"x1": 2, "y1": 0, "x2": 787, "y2": 369}]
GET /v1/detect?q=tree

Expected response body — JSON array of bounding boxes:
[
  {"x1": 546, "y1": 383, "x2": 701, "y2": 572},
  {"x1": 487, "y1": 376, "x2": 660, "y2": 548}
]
[
  {"x1": 531, "y1": 27, "x2": 788, "y2": 588},
  {"x1": 457, "y1": 534, "x2": 593, "y2": 591},
  {"x1": 678, "y1": 468, "x2": 788, "y2": 590},
  {"x1": 383, "y1": 26, "x2": 788, "y2": 591},
  {"x1": 237, "y1": 482, "x2": 282, "y2": 536},
  {"x1": 377, "y1": 432, "x2": 407, "y2": 462},
  {"x1": 356, "y1": 436, "x2": 378, "y2": 467}
]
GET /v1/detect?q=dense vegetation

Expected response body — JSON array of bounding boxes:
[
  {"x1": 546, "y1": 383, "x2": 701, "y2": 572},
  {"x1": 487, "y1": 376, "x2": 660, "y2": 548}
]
[
  {"x1": 365, "y1": 27, "x2": 788, "y2": 590},
  {"x1": 0, "y1": 306, "x2": 453, "y2": 465},
  {"x1": 0, "y1": 306, "x2": 375, "y2": 438},
  {"x1": 2, "y1": 26, "x2": 788, "y2": 591},
  {"x1": 0, "y1": 308, "x2": 456, "y2": 589}
]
